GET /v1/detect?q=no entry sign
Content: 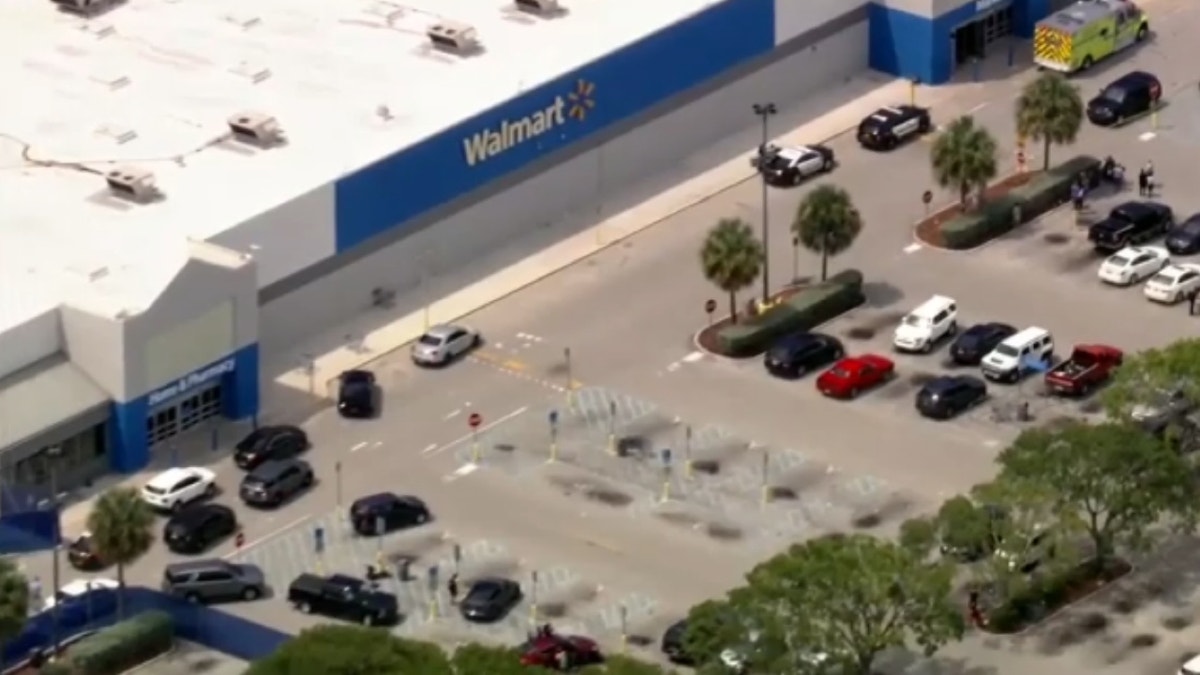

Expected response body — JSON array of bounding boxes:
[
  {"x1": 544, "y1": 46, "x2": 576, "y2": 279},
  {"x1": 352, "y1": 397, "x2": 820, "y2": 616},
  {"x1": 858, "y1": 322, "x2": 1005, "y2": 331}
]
[{"x1": 468, "y1": 412, "x2": 482, "y2": 429}]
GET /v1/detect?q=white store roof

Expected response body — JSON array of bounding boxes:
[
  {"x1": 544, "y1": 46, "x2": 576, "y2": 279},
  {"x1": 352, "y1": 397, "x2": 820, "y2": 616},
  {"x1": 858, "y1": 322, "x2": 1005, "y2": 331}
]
[{"x1": 0, "y1": 0, "x2": 712, "y2": 331}]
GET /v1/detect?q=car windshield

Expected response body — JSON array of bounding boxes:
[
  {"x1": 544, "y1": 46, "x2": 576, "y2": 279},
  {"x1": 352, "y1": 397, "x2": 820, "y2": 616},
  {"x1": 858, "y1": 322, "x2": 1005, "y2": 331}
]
[
  {"x1": 1182, "y1": 666, "x2": 1200, "y2": 675},
  {"x1": 1150, "y1": 272, "x2": 1174, "y2": 285},
  {"x1": 994, "y1": 344, "x2": 1019, "y2": 358},
  {"x1": 902, "y1": 315, "x2": 927, "y2": 327},
  {"x1": 143, "y1": 485, "x2": 165, "y2": 495},
  {"x1": 1099, "y1": 85, "x2": 1127, "y2": 103},
  {"x1": 469, "y1": 585, "x2": 499, "y2": 601},
  {"x1": 418, "y1": 335, "x2": 443, "y2": 346},
  {"x1": 829, "y1": 367, "x2": 851, "y2": 379},
  {"x1": 1108, "y1": 254, "x2": 1132, "y2": 266},
  {"x1": 1182, "y1": 220, "x2": 1200, "y2": 234},
  {"x1": 763, "y1": 153, "x2": 790, "y2": 170}
]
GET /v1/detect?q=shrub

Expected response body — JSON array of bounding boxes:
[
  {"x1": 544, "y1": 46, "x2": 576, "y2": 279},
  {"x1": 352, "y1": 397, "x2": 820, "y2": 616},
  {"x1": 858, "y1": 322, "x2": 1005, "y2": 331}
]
[
  {"x1": 39, "y1": 661, "x2": 74, "y2": 675},
  {"x1": 714, "y1": 271, "x2": 864, "y2": 356},
  {"x1": 938, "y1": 155, "x2": 1100, "y2": 250},
  {"x1": 68, "y1": 611, "x2": 174, "y2": 675}
]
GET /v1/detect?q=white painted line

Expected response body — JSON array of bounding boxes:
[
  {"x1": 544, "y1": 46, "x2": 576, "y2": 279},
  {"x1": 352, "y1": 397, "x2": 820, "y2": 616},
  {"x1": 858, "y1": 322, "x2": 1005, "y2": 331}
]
[
  {"x1": 424, "y1": 406, "x2": 530, "y2": 455},
  {"x1": 682, "y1": 351, "x2": 704, "y2": 363},
  {"x1": 967, "y1": 102, "x2": 988, "y2": 114},
  {"x1": 225, "y1": 515, "x2": 311, "y2": 559},
  {"x1": 904, "y1": 243, "x2": 923, "y2": 254},
  {"x1": 350, "y1": 441, "x2": 368, "y2": 452},
  {"x1": 422, "y1": 443, "x2": 438, "y2": 454},
  {"x1": 443, "y1": 463, "x2": 480, "y2": 482},
  {"x1": 666, "y1": 362, "x2": 681, "y2": 372},
  {"x1": 1139, "y1": 132, "x2": 1156, "y2": 141},
  {"x1": 372, "y1": 441, "x2": 383, "y2": 448},
  {"x1": 443, "y1": 409, "x2": 461, "y2": 420}
]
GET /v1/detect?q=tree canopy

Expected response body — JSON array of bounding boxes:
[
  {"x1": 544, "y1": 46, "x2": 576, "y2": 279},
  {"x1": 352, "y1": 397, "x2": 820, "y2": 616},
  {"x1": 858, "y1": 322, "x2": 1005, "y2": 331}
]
[
  {"x1": 0, "y1": 558, "x2": 28, "y2": 648},
  {"x1": 699, "y1": 217, "x2": 764, "y2": 322},
  {"x1": 792, "y1": 184, "x2": 863, "y2": 281},
  {"x1": 1014, "y1": 72, "x2": 1083, "y2": 170},
  {"x1": 1103, "y1": 338, "x2": 1200, "y2": 418},
  {"x1": 87, "y1": 486, "x2": 155, "y2": 617},
  {"x1": 929, "y1": 115, "x2": 998, "y2": 208},
  {"x1": 996, "y1": 420, "x2": 1198, "y2": 564}
]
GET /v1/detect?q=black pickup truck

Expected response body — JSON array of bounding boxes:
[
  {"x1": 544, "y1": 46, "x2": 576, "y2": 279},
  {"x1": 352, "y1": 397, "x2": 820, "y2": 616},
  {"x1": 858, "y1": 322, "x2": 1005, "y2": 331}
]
[
  {"x1": 286, "y1": 573, "x2": 399, "y2": 626},
  {"x1": 1088, "y1": 201, "x2": 1173, "y2": 252}
]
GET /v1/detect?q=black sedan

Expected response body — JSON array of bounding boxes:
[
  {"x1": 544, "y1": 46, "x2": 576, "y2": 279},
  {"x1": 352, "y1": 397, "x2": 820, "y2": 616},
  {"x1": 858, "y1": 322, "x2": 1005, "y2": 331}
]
[
  {"x1": 1166, "y1": 215, "x2": 1200, "y2": 255},
  {"x1": 915, "y1": 376, "x2": 987, "y2": 420},
  {"x1": 763, "y1": 333, "x2": 844, "y2": 378},
  {"x1": 459, "y1": 577, "x2": 522, "y2": 622},
  {"x1": 337, "y1": 370, "x2": 377, "y2": 418},
  {"x1": 949, "y1": 323, "x2": 1016, "y2": 366},
  {"x1": 234, "y1": 425, "x2": 309, "y2": 470},
  {"x1": 163, "y1": 504, "x2": 238, "y2": 555}
]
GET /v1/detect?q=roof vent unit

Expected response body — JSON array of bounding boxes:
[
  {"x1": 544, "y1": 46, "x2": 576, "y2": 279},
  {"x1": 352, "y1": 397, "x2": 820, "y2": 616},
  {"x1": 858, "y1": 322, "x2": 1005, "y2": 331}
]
[
  {"x1": 51, "y1": 0, "x2": 115, "y2": 14},
  {"x1": 427, "y1": 21, "x2": 479, "y2": 53},
  {"x1": 514, "y1": 0, "x2": 560, "y2": 14},
  {"x1": 227, "y1": 111, "x2": 285, "y2": 146},
  {"x1": 105, "y1": 166, "x2": 159, "y2": 202}
]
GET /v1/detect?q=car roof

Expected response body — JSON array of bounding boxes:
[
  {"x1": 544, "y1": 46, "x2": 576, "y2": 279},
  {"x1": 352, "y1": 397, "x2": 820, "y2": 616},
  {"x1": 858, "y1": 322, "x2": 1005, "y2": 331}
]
[
  {"x1": 248, "y1": 458, "x2": 304, "y2": 478},
  {"x1": 908, "y1": 295, "x2": 956, "y2": 318},
  {"x1": 166, "y1": 558, "x2": 236, "y2": 573},
  {"x1": 1114, "y1": 201, "x2": 1155, "y2": 216},
  {"x1": 147, "y1": 467, "x2": 196, "y2": 488},
  {"x1": 1112, "y1": 70, "x2": 1158, "y2": 87},
  {"x1": 341, "y1": 369, "x2": 373, "y2": 381},
  {"x1": 354, "y1": 492, "x2": 401, "y2": 507},
  {"x1": 1003, "y1": 327, "x2": 1050, "y2": 345},
  {"x1": 424, "y1": 324, "x2": 463, "y2": 339},
  {"x1": 170, "y1": 503, "x2": 230, "y2": 525},
  {"x1": 775, "y1": 332, "x2": 823, "y2": 350}
]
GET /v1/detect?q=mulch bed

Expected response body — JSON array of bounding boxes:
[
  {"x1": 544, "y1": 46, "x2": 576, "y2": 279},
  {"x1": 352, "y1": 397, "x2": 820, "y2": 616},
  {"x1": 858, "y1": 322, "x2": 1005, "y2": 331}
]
[
  {"x1": 695, "y1": 285, "x2": 805, "y2": 358},
  {"x1": 914, "y1": 172, "x2": 1037, "y2": 248},
  {"x1": 980, "y1": 558, "x2": 1133, "y2": 635}
]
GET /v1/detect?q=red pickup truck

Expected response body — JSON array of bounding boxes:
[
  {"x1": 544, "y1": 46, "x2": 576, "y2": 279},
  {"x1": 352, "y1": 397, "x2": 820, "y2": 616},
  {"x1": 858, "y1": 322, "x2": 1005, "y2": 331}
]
[{"x1": 1043, "y1": 344, "x2": 1123, "y2": 396}]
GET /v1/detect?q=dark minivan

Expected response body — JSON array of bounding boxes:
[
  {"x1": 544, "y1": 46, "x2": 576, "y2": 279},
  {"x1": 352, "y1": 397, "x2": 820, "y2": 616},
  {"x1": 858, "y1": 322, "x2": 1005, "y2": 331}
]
[
  {"x1": 234, "y1": 425, "x2": 309, "y2": 471},
  {"x1": 763, "y1": 333, "x2": 843, "y2": 378},
  {"x1": 163, "y1": 504, "x2": 238, "y2": 555},
  {"x1": 949, "y1": 323, "x2": 1017, "y2": 366},
  {"x1": 915, "y1": 376, "x2": 988, "y2": 420},
  {"x1": 1087, "y1": 71, "x2": 1162, "y2": 127},
  {"x1": 239, "y1": 458, "x2": 314, "y2": 508}
]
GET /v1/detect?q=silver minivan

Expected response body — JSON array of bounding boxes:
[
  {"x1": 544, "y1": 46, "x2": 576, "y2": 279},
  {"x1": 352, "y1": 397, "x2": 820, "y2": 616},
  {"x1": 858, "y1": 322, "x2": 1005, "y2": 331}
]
[{"x1": 162, "y1": 559, "x2": 266, "y2": 604}]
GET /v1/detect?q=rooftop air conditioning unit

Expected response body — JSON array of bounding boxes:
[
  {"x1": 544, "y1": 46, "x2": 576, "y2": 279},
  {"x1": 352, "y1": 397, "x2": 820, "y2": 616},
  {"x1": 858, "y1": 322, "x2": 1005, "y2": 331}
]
[
  {"x1": 514, "y1": 0, "x2": 560, "y2": 14},
  {"x1": 51, "y1": 0, "x2": 113, "y2": 12},
  {"x1": 105, "y1": 166, "x2": 159, "y2": 202},
  {"x1": 227, "y1": 111, "x2": 285, "y2": 146},
  {"x1": 427, "y1": 21, "x2": 479, "y2": 53}
]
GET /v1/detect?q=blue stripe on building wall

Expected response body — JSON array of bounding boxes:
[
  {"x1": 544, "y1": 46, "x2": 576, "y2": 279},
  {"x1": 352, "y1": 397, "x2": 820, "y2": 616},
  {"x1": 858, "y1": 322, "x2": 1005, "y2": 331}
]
[{"x1": 332, "y1": 0, "x2": 775, "y2": 253}]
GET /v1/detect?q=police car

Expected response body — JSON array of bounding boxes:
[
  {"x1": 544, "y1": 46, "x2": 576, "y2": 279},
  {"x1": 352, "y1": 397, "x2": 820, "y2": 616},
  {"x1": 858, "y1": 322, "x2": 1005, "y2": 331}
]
[
  {"x1": 856, "y1": 105, "x2": 932, "y2": 150},
  {"x1": 751, "y1": 143, "x2": 836, "y2": 187}
]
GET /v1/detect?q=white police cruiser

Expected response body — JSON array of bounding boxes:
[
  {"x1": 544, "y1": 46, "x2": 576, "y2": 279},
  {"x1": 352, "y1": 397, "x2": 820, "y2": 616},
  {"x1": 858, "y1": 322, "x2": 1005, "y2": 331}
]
[
  {"x1": 856, "y1": 105, "x2": 932, "y2": 150},
  {"x1": 751, "y1": 143, "x2": 836, "y2": 187}
]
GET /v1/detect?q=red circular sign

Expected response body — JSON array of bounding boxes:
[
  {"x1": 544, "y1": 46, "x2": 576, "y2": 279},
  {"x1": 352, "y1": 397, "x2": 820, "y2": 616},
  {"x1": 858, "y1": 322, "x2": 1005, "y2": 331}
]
[{"x1": 468, "y1": 412, "x2": 482, "y2": 429}]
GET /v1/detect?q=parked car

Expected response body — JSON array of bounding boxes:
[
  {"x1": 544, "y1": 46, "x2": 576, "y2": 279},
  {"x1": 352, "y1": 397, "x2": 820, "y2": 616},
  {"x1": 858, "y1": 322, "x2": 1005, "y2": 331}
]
[
  {"x1": 239, "y1": 458, "x2": 314, "y2": 508},
  {"x1": 915, "y1": 375, "x2": 988, "y2": 420},
  {"x1": 1086, "y1": 71, "x2": 1162, "y2": 127},
  {"x1": 751, "y1": 143, "x2": 835, "y2": 186},
  {"x1": 519, "y1": 629, "x2": 602, "y2": 668},
  {"x1": 980, "y1": 327, "x2": 1054, "y2": 383},
  {"x1": 1088, "y1": 201, "x2": 1173, "y2": 253},
  {"x1": 349, "y1": 493, "x2": 431, "y2": 536},
  {"x1": 163, "y1": 504, "x2": 238, "y2": 555},
  {"x1": 141, "y1": 467, "x2": 216, "y2": 512},
  {"x1": 286, "y1": 573, "x2": 399, "y2": 626},
  {"x1": 337, "y1": 370, "x2": 377, "y2": 418},
  {"x1": 1165, "y1": 215, "x2": 1200, "y2": 255},
  {"x1": 411, "y1": 324, "x2": 480, "y2": 366},
  {"x1": 66, "y1": 532, "x2": 108, "y2": 571},
  {"x1": 949, "y1": 322, "x2": 1017, "y2": 366},
  {"x1": 892, "y1": 295, "x2": 957, "y2": 353},
  {"x1": 459, "y1": 577, "x2": 522, "y2": 622},
  {"x1": 660, "y1": 619, "x2": 693, "y2": 665},
  {"x1": 1132, "y1": 389, "x2": 1196, "y2": 438},
  {"x1": 1144, "y1": 263, "x2": 1200, "y2": 304},
  {"x1": 816, "y1": 355, "x2": 895, "y2": 399},
  {"x1": 161, "y1": 559, "x2": 265, "y2": 604},
  {"x1": 763, "y1": 333, "x2": 843, "y2": 378},
  {"x1": 1043, "y1": 345, "x2": 1124, "y2": 396},
  {"x1": 233, "y1": 425, "x2": 308, "y2": 470},
  {"x1": 1096, "y1": 245, "x2": 1169, "y2": 286},
  {"x1": 43, "y1": 578, "x2": 118, "y2": 612}
]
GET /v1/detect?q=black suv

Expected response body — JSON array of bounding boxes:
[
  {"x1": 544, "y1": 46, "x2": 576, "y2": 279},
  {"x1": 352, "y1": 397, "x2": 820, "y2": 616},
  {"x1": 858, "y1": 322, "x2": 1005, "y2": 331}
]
[
  {"x1": 349, "y1": 493, "x2": 431, "y2": 536},
  {"x1": 239, "y1": 459, "x2": 314, "y2": 508},
  {"x1": 1087, "y1": 71, "x2": 1162, "y2": 127},
  {"x1": 1165, "y1": 215, "x2": 1200, "y2": 255},
  {"x1": 856, "y1": 105, "x2": 931, "y2": 150},
  {"x1": 337, "y1": 370, "x2": 377, "y2": 419},
  {"x1": 915, "y1": 376, "x2": 987, "y2": 420},
  {"x1": 660, "y1": 619, "x2": 694, "y2": 665},
  {"x1": 164, "y1": 504, "x2": 238, "y2": 555},
  {"x1": 763, "y1": 333, "x2": 843, "y2": 379},
  {"x1": 286, "y1": 573, "x2": 399, "y2": 625},
  {"x1": 1088, "y1": 201, "x2": 1173, "y2": 252},
  {"x1": 949, "y1": 323, "x2": 1016, "y2": 366},
  {"x1": 234, "y1": 425, "x2": 309, "y2": 470}
]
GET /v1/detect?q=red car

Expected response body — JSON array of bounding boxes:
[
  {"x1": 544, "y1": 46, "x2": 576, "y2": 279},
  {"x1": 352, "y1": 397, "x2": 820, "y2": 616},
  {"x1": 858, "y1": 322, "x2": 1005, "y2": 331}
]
[
  {"x1": 816, "y1": 354, "x2": 895, "y2": 399},
  {"x1": 519, "y1": 629, "x2": 602, "y2": 669}
]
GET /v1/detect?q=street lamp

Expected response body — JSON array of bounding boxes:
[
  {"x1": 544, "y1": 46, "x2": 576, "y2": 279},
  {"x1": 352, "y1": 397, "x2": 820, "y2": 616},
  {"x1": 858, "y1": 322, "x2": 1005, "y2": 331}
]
[
  {"x1": 752, "y1": 102, "x2": 778, "y2": 303},
  {"x1": 46, "y1": 446, "x2": 63, "y2": 653}
]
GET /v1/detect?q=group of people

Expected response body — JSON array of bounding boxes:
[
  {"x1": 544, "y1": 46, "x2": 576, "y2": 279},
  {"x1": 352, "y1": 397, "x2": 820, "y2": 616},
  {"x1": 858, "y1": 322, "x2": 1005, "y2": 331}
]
[{"x1": 1072, "y1": 157, "x2": 1154, "y2": 211}]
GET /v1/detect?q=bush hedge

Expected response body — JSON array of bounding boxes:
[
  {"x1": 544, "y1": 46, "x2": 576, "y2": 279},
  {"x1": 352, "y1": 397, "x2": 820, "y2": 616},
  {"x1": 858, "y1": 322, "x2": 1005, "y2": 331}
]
[
  {"x1": 986, "y1": 558, "x2": 1128, "y2": 633},
  {"x1": 939, "y1": 155, "x2": 1100, "y2": 250},
  {"x1": 714, "y1": 269, "x2": 865, "y2": 357},
  {"x1": 67, "y1": 611, "x2": 174, "y2": 675}
]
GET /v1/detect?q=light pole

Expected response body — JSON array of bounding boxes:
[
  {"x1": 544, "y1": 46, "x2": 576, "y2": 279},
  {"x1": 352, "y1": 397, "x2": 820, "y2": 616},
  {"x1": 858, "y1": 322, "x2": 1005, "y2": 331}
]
[
  {"x1": 752, "y1": 102, "x2": 778, "y2": 303},
  {"x1": 47, "y1": 446, "x2": 63, "y2": 653}
]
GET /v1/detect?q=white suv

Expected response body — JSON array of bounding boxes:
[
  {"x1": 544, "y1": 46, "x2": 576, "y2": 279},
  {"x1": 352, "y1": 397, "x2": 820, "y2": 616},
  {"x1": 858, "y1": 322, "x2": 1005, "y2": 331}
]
[
  {"x1": 892, "y1": 295, "x2": 958, "y2": 353},
  {"x1": 141, "y1": 467, "x2": 217, "y2": 511}
]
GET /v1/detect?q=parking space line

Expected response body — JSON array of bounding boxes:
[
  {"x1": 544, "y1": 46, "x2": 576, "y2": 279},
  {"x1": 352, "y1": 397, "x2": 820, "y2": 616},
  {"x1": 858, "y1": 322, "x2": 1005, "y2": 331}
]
[
  {"x1": 225, "y1": 515, "x2": 311, "y2": 559},
  {"x1": 443, "y1": 463, "x2": 480, "y2": 482},
  {"x1": 350, "y1": 441, "x2": 368, "y2": 452},
  {"x1": 423, "y1": 406, "x2": 530, "y2": 455}
]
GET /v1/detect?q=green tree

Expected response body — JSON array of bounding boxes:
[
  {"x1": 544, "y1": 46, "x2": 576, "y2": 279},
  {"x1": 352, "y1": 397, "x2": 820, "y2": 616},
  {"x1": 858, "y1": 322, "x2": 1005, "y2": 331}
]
[
  {"x1": 86, "y1": 486, "x2": 155, "y2": 617},
  {"x1": 699, "y1": 218, "x2": 763, "y2": 323},
  {"x1": 736, "y1": 534, "x2": 964, "y2": 675},
  {"x1": 792, "y1": 184, "x2": 863, "y2": 281},
  {"x1": 450, "y1": 643, "x2": 526, "y2": 675},
  {"x1": 1103, "y1": 339, "x2": 1200, "y2": 420},
  {"x1": 243, "y1": 625, "x2": 451, "y2": 675},
  {"x1": 1015, "y1": 72, "x2": 1084, "y2": 171},
  {"x1": 0, "y1": 558, "x2": 28, "y2": 647},
  {"x1": 929, "y1": 115, "x2": 998, "y2": 208},
  {"x1": 681, "y1": 598, "x2": 744, "y2": 669},
  {"x1": 997, "y1": 420, "x2": 1198, "y2": 567}
]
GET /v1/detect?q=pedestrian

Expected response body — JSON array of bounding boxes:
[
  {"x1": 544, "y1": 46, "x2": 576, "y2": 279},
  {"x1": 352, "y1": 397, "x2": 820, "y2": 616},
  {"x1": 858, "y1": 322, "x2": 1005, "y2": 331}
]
[
  {"x1": 28, "y1": 576, "x2": 42, "y2": 609},
  {"x1": 1137, "y1": 168, "x2": 1148, "y2": 196},
  {"x1": 967, "y1": 590, "x2": 984, "y2": 628},
  {"x1": 1143, "y1": 161, "x2": 1156, "y2": 197},
  {"x1": 447, "y1": 573, "x2": 459, "y2": 604},
  {"x1": 1189, "y1": 288, "x2": 1199, "y2": 316},
  {"x1": 398, "y1": 557, "x2": 412, "y2": 582},
  {"x1": 1071, "y1": 182, "x2": 1085, "y2": 210}
]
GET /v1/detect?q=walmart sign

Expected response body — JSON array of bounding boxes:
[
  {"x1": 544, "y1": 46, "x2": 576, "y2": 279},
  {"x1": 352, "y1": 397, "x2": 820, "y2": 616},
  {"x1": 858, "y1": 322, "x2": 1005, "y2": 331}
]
[
  {"x1": 148, "y1": 358, "x2": 235, "y2": 407},
  {"x1": 461, "y1": 80, "x2": 596, "y2": 167}
]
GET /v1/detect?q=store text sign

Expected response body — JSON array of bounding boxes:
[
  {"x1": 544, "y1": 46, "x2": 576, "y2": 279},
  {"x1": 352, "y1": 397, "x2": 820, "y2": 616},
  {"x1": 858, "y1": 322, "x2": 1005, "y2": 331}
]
[{"x1": 148, "y1": 358, "x2": 235, "y2": 407}]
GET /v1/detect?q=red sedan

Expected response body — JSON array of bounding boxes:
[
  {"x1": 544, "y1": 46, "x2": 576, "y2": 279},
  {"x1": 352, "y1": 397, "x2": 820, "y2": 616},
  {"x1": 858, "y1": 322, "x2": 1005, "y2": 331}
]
[
  {"x1": 816, "y1": 354, "x2": 895, "y2": 399},
  {"x1": 519, "y1": 629, "x2": 602, "y2": 669}
]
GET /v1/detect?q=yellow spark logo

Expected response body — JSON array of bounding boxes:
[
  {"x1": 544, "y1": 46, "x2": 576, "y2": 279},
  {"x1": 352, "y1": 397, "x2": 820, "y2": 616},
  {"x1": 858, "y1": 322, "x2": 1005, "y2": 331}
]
[{"x1": 567, "y1": 79, "x2": 596, "y2": 121}]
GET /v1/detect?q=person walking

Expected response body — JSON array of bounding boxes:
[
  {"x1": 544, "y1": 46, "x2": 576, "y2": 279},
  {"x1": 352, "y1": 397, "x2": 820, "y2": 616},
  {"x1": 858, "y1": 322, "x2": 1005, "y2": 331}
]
[
  {"x1": 1071, "y1": 181, "x2": 1085, "y2": 211},
  {"x1": 1143, "y1": 161, "x2": 1156, "y2": 197},
  {"x1": 447, "y1": 573, "x2": 459, "y2": 605},
  {"x1": 1137, "y1": 167, "x2": 1148, "y2": 196},
  {"x1": 1189, "y1": 287, "x2": 1199, "y2": 316}
]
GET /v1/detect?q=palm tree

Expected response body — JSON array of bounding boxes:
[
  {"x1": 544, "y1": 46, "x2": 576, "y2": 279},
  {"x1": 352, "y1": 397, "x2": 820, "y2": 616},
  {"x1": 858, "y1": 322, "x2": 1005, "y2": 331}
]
[
  {"x1": 0, "y1": 558, "x2": 28, "y2": 648},
  {"x1": 700, "y1": 218, "x2": 764, "y2": 324},
  {"x1": 1015, "y1": 72, "x2": 1084, "y2": 171},
  {"x1": 793, "y1": 184, "x2": 863, "y2": 281},
  {"x1": 930, "y1": 115, "x2": 998, "y2": 209},
  {"x1": 87, "y1": 487, "x2": 155, "y2": 617}
]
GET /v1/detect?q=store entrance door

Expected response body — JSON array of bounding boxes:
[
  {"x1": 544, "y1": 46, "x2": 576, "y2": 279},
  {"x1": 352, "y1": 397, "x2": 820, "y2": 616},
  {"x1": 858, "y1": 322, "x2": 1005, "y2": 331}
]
[
  {"x1": 146, "y1": 384, "x2": 223, "y2": 449},
  {"x1": 951, "y1": 4, "x2": 1014, "y2": 70}
]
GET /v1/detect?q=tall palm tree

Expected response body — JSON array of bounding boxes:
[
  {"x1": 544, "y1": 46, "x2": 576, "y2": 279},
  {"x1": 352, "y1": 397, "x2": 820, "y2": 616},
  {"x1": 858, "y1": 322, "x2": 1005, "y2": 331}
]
[
  {"x1": 0, "y1": 558, "x2": 28, "y2": 648},
  {"x1": 930, "y1": 115, "x2": 998, "y2": 209},
  {"x1": 87, "y1": 487, "x2": 154, "y2": 617},
  {"x1": 1015, "y1": 72, "x2": 1084, "y2": 171},
  {"x1": 793, "y1": 184, "x2": 863, "y2": 281},
  {"x1": 700, "y1": 218, "x2": 764, "y2": 324}
]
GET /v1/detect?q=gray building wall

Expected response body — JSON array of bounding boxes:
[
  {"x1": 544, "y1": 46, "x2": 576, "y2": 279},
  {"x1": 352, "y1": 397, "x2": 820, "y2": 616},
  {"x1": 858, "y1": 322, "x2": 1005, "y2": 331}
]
[
  {"x1": 259, "y1": 13, "x2": 869, "y2": 351},
  {"x1": 61, "y1": 305, "x2": 128, "y2": 400}
]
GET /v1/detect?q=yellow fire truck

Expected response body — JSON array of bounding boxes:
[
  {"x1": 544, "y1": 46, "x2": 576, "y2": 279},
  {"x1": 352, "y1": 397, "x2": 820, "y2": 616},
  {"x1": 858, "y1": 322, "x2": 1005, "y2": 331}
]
[{"x1": 1034, "y1": 0, "x2": 1149, "y2": 73}]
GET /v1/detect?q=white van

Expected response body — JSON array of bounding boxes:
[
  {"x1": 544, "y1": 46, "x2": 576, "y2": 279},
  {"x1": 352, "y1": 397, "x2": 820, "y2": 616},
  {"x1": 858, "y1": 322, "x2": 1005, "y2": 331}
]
[
  {"x1": 892, "y1": 295, "x2": 958, "y2": 353},
  {"x1": 980, "y1": 327, "x2": 1054, "y2": 383}
]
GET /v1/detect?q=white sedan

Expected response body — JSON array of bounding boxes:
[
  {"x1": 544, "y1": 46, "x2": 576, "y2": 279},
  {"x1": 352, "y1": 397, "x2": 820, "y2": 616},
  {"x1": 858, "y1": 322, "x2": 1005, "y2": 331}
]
[
  {"x1": 1145, "y1": 263, "x2": 1200, "y2": 304},
  {"x1": 140, "y1": 466, "x2": 217, "y2": 511},
  {"x1": 1097, "y1": 246, "x2": 1170, "y2": 286},
  {"x1": 43, "y1": 578, "x2": 118, "y2": 612}
]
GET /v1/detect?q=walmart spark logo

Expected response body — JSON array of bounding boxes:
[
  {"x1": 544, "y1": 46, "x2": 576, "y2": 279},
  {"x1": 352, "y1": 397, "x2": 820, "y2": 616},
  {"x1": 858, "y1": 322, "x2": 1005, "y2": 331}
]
[{"x1": 462, "y1": 79, "x2": 597, "y2": 166}]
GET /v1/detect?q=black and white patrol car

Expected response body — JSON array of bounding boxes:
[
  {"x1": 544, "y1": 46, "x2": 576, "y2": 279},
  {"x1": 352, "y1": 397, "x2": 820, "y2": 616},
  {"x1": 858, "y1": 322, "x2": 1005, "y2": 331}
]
[
  {"x1": 751, "y1": 143, "x2": 836, "y2": 187},
  {"x1": 856, "y1": 105, "x2": 932, "y2": 150}
]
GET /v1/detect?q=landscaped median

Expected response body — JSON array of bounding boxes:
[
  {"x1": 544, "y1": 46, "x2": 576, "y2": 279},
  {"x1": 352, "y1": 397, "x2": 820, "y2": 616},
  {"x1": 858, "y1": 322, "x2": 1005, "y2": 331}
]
[
  {"x1": 697, "y1": 269, "x2": 866, "y2": 358},
  {"x1": 916, "y1": 155, "x2": 1100, "y2": 250},
  {"x1": 36, "y1": 612, "x2": 175, "y2": 675}
]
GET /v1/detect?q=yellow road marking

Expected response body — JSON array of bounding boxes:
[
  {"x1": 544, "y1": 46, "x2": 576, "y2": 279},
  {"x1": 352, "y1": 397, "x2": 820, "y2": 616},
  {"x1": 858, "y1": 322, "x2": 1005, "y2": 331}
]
[{"x1": 502, "y1": 359, "x2": 529, "y2": 372}]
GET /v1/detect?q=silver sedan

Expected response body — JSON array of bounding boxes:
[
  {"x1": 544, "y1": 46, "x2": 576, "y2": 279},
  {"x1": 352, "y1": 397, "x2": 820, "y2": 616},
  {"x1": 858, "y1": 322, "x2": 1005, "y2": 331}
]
[{"x1": 411, "y1": 324, "x2": 480, "y2": 366}]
